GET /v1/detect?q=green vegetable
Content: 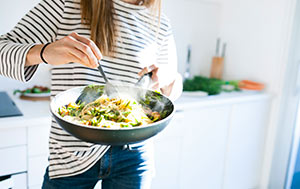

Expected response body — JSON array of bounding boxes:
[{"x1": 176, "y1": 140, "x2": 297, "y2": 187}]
[
  {"x1": 152, "y1": 117, "x2": 159, "y2": 122},
  {"x1": 13, "y1": 90, "x2": 21, "y2": 95},
  {"x1": 91, "y1": 117, "x2": 99, "y2": 126},
  {"x1": 117, "y1": 117, "x2": 124, "y2": 122},
  {"x1": 183, "y1": 76, "x2": 223, "y2": 95},
  {"x1": 225, "y1": 80, "x2": 241, "y2": 91},
  {"x1": 122, "y1": 111, "x2": 130, "y2": 117},
  {"x1": 183, "y1": 76, "x2": 242, "y2": 95},
  {"x1": 32, "y1": 88, "x2": 41, "y2": 93},
  {"x1": 130, "y1": 121, "x2": 141, "y2": 127},
  {"x1": 160, "y1": 110, "x2": 168, "y2": 119},
  {"x1": 125, "y1": 101, "x2": 131, "y2": 108},
  {"x1": 121, "y1": 124, "x2": 129, "y2": 128}
]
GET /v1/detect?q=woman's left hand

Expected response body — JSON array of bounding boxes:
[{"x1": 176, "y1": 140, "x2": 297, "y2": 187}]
[
  {"x1": 139, "y1": 64, "x2": 176, "y2": 96},
  {"x1": 138, "y1": 64, "x2": 160, "y2": 91}
]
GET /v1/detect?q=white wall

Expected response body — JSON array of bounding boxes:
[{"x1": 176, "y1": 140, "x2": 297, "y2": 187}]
[
  {"x1": 219, "y1": 0, "x2": 292, "y2": 85},
  {"x1": 270, "y1": 0, "x2": 300, "y2": 188},
  {"x1": 162, "y1": 0, "x2": 221, "y2": 77},
  {"x1": 218, "y1": 0, "x2": 297, "y2": 188},
  {"x1": 0, "y1": 0, "x2": 51, "y2": 91}
]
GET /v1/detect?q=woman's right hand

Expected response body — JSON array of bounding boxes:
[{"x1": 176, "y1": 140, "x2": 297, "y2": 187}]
[{"x1": 26, "y1": 32, "x2": 102, "y2": 68}]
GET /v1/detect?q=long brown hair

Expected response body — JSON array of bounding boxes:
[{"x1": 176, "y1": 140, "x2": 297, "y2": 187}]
[{"x1": 80, "y1": 0, "x2": 161, "y2": 56}]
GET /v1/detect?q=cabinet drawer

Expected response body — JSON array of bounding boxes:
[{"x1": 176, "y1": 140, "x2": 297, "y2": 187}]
[
  {"x1": 28, "y1": 126, "x2": 50, "y2": 156},
  {"x1": 29, "y1": 185, "x2": 43, "y2": 189},
  {"x1": 28, "y1": 155, "x2": 48, "y2": 187},
  {"x1": 12, "y1": 173, "x2": 27, "y2": 189},
  {"x1": 0, "y1": 173, "x2": 27, "y2": 189},
  {"x1": 0, "y1": 146, "x2": 27, "y2": 176},
  {"x1": 0, "y1": 127, "x2": 26, "y2": 148}
]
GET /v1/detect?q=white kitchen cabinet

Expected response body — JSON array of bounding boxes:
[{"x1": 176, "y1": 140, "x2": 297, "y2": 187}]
[
  {"x1": 28, "y1": 155, "x2": 48, "y2": 188},
  {"x1": 152, "y1": 136, "x2": 183, "y2": 188},
  {"x1": 0, "y1": 127, "x2": 26, "y2": 148},
  {"x1": 223, "y1": 100, "x2": 270, "y2": 189},
  {"x1": 27, "y1": 125, "x2": 50, "y2": 188},
  {"x1": 152, "y1": 93, "x2": 271, "y2": 189},
  {"x1": 27, "y1": 125, "x2": 50, "y2": 157},
  {"x1": 0, "y1": 173, "x2": 27, "y2": 189},
  {"x1": 12, "y1": 173, "x2": 27, "y2": 189},
  {"x1": 0, "y1": 93, "x2": 49, "y2": 189},
  {"x1": 179, "y1": 105, "x2": 231, "y2": 189},
  {"x1": 151, "y1": 110, "x2": 185, "y2": 188},
  {"x1": 0, "y1": 146, "x2": 27, "y2": 177},
  {"x1": 152, "y1": 105, "x2": 231, "y2": 189}
]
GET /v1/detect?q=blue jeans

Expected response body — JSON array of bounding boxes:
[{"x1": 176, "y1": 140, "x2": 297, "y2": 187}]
[{"x1": 42, "y1": 142, "x2": 154, "y2": 189}]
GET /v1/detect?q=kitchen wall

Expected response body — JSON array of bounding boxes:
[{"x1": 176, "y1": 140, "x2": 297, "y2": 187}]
[
  {"x1": 162, "y1": 0, "x2": 221, "y2": 77},
  {"x1": 219, "y1": 0, "x2": 293, "y2": 85},
  {"x1": 0, "y1": 0, "x2": 51, "y2": 91}
]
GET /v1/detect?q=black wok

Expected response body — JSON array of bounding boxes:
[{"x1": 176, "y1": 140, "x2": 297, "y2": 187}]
[{"x1": 50, "y1": 85, "x2": 175, "y2": 145}]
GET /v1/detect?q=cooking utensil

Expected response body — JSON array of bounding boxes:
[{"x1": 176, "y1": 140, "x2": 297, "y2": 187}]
[
  {"x1": 210, "y1": 39, "x2": 226, "y2": 79},
  {"x1": 50, "y1": 85, "x2": 175, "y2": 145},
  {"x1": 76, "y1": 70, "x2": 153, "y2": 105},
  {"x1": 136, "y1": 72, "x2": 153, "y2": 87},
  {"x1": 76, "y1": 60, "x2": 118, "y2": 104},
  {"x1": 215, "y1": 38, "x2": 221, "y2": 56},
  {"x1": 184, "y1": 45, "x2": 191, "y2": 80},
  {"x1": 221, "y1": 43, "x2": 227, "y2": 58},
  {"x1": 97, "y1": 60, "x2": 118, "y2": 96}
]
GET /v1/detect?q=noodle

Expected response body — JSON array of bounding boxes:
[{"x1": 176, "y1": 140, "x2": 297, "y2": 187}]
[{"x1": 58, "y1": 95, "x2": 161, "y2": 129}]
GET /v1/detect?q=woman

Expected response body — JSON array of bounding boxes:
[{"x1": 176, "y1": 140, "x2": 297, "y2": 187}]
[{"x1": 0, "y1": 0, "x2": 182, "y2": 188}]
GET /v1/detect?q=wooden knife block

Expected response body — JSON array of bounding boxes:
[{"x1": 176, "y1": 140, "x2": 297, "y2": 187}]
[{"x1": 210, "y1": 56, "x2": 224, "y2": 79}]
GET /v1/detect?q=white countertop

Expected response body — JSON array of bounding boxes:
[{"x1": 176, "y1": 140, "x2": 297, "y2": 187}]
[
  {"x1": 0, "y1": 90, "x2": 271, "y2": 129},
  {"x1": 175, "y1": 91, "x2": 271, "y2": 110},
  {"x1": 0, "y1": 91, "x2": 51, "y2": 129}
]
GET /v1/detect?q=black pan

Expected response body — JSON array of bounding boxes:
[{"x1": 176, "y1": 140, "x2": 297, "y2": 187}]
[{"x1": 50, "y1": 85, "x2": 175, "y2": 145}]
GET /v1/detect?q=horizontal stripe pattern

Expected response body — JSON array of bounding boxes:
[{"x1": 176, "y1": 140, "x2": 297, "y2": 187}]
[{"x1": 0, "y1": 0, "x2": 177, "y2": 179}]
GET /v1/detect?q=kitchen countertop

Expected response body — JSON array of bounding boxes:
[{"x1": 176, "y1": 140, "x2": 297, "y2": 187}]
[
  {"x1": 176, "y1": 90, "x2": 271, "y2": 110},
  {"x1": 0, "y1": 91, "x2": 51, "y2": 129},
  {"x1": 0, "y1": 90, "x2": 271, "y2": 129}
]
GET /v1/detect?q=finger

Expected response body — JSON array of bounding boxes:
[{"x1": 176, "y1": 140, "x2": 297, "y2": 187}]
[
  {"x1": 150, "y1": 81, "x2": 160, "y2": 90},
  {"x1": 70, "y1": 32, "x2": 102, "y2": 60},
  {"x1": 65, "y1": 36, "x2": 98, "y2": 68},
  {"x1": 68, "y1": 48, "x2": 94, "y2": 68},
  {"x1": 138, "y1": 64, "x2": 159, "y2": 76},
  {"x1": 148, "y1": 64, "x2": 158, "y2": 71},
  {"x1": 151, "y1": 68, "x2": 159, "y2": 83},
  {"x1": 138, "y1": 67, "x2": 148, "y2": 76}
]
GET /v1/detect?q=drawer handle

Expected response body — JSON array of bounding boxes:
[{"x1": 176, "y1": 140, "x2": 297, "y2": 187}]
[{"x1": 0, "y1": 175, "x2": 14, "y2": 188}]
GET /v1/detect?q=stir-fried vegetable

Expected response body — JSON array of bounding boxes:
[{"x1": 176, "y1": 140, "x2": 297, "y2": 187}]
[{"x1": 58, "y1": 95, "x2": 162, "y2": 129}]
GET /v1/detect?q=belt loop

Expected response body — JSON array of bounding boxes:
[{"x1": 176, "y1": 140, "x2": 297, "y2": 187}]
[
  {"x1": 127, "y1": 144, "x2": 132, "y2": 151},
  {"x1": 122, "y1": 144, "x2": 132, "y2": 151}
]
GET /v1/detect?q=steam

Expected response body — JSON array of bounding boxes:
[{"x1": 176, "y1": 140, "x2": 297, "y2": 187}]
[
  {"x1": 100, "y1": 72, "x2": 170, "y2": 116},
  {"x1": 103, "y1": 82, "x2": 170, "y2": 117}
]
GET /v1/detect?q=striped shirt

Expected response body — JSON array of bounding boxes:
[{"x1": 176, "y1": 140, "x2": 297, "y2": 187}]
[{"x1": 0, "y1": 0, "x2": 178, "y2": 179}]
